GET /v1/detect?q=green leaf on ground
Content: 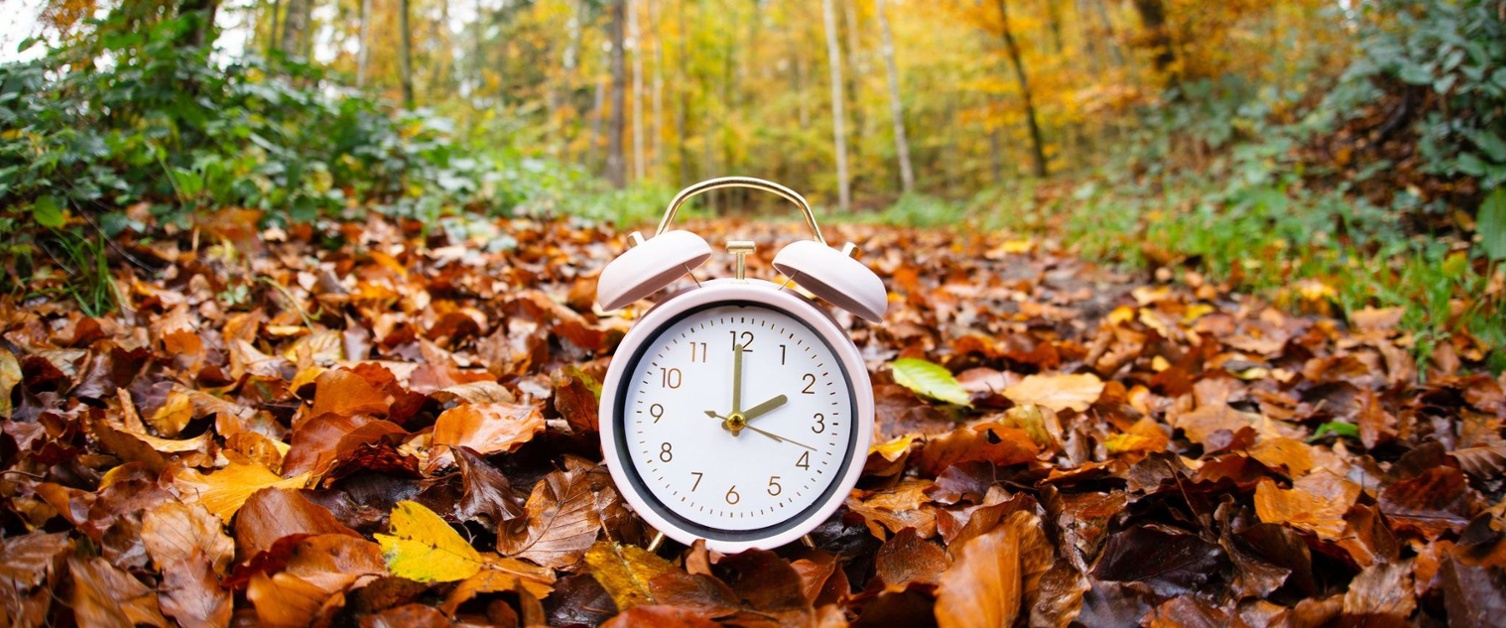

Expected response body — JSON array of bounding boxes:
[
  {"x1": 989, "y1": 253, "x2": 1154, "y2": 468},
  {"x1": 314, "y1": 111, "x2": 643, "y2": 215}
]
[
  {"x1": 1309, "y1": 421, "x2": 1360, "y2": 443},
  {"x1": 892, "y1": 358, "x2": 972, "y2": 407}
]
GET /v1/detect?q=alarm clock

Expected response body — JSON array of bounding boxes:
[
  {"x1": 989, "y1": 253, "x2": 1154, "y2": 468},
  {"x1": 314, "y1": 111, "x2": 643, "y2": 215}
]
[{"x1": 595, "y1": 177, "x2": 887, "y2": 553}]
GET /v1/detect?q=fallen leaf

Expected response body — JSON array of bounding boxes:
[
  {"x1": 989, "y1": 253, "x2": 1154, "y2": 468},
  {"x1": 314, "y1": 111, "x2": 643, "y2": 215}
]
[
  {"x1": 69, "y1": 555, "x2": 169, "y2": 627},
  {"x1": 171, "y1": 459, "x2": 311, "y2": 523},
  {"x1": 1378, "y1": 466, "x2": 1477, "y2": 538},
  {"x1": 1003, "y1": 373, "x2": 1104, "y2": 413},
  {"x1": 876, "y1": 527, "x2": 952, "y2": 591},
  {"x1": 1254, "y1": 472, "x2": 1360, "y2": 540},
  {"x1": 234, "y1": 488, "x2": 361, "y2": 559},
  {"x1": 498, "y1": 465, "x2": 601, "y2": 569},
  {"x1": 431, "y1": 401, "x2": 545, "y2": 456},
  {"x1": 934, "y1": 510, "x2": 1051, "y2": 628},
  {"x1": 892, "y1": 358, "x2": 973, "y2": 406},
  {"x1": 915, "y1": 423, "x2": 1039, "y2": 476},
  {"x1": 308, "y1": 367, "x2": 390, "y2": 419},
  {"x1": 1092, "y1": 524, "x2": 1226, "y2": 597},
  {"x1": 585, "y1": 540, "x2": 678, "y2": 612},
  {"x1": 142, "y1": 501, "x2": 234, "y2": 628},
  {"x1": 440, "y1": 554, "x2": 557, "y2": 615},
  {"x1": 377, "y1": 500, "x2": 485, "y2": 583}
]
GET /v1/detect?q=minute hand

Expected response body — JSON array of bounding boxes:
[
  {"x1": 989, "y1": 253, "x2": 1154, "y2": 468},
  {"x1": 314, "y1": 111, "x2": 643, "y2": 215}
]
[{"x1": 741, "y1": 394, "x2": 788, "y2": 422}]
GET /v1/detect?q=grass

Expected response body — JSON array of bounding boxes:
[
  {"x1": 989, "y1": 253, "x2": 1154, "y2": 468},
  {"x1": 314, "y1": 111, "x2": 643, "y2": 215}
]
[{"x1": 967, "y1": 166, "x2": 1506, "y2": 375}]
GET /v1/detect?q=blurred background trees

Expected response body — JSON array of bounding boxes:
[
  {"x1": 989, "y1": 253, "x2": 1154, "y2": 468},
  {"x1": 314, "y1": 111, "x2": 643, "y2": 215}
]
[
  {"x1": 2, "y1": 0, "x2": 1504, "y2": 365},
  {"x1": 2, "y1": 0, "x2": 1375, "y2": 206}
]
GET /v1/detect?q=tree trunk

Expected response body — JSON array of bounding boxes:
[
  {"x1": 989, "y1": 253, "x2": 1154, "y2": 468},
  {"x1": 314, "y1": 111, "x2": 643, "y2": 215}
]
[
  {"x1": 399, "y1": 0, "x2": 415, "y2": 108},
  {"x1": 280, "y1": 0, "x2": 308, "y2": 57},
  {"x1": 357, "y1": 0, "x2": 372, "y2": 86},
  {"x1": 841, "y1": 0, "x2": 865, "y2": 165},
  {"x1": 587, "y1": 75, "x2": 603, "y2": 169},
  {"x1": 674, "y1": 0, "x2": 691, "y2": 185},
  {"x1": 820, "y1": 0, "x2": 851, "y2": 212},
  {"x1": 606, "y1": 0, "x2": 627, "y2": 188},
  {"x1": 178, "y1": 0, "x2": 220, "y2": 49},
  {"x1": 1044, "y1": 0, "x2": 1063, "y2": 54},
  {"x1": 1132, "y1": 0, "x2": 1177, "y2": 86},
  {"x1": 996, "y1": 0, "x2": 1047, "y2": 178},
  {"x1": 555, "y1": 0, "x2": 584, "y2": 161},
  {"x1": 874, "y1": 0, "x2": 913, "y2": 195},
  {"x1": 629, "y1": 0, "x2": 645, "y2": 182},
  {"x1": 268, "y1": 0, "x2": 281, "y2": 54},
  {"x1": 649, "y1": 0, "x2": 663, "y2": 177}
]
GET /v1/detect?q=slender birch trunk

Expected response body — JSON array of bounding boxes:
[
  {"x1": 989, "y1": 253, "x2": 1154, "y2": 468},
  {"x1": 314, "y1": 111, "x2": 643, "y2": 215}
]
[
  {"x1": 820, "y1": 0, "x2": 850, "y2": 212},
  {"x1": 875, "y1": 0, "x2": 913, "y2": 194}
]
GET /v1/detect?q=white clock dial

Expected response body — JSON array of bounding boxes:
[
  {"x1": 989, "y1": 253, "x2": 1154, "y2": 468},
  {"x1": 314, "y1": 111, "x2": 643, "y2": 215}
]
[{"x1": 615, "y1": 303, "x2": 857, "y2": 532}]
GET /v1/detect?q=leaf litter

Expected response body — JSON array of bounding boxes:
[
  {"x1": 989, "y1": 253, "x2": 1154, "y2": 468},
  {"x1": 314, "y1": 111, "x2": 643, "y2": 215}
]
[{"x1": 0, "y1": 213, "x2": 1503, "y2": 625}]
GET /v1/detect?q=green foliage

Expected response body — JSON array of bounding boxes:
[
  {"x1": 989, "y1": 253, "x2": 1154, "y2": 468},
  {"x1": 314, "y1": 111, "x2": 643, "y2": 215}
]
[
  {"x1": 891, "y1": 357, "x2": 971, "y2": 407},
  {"x1": 1336, "y1": 0, "x2": 1506, "y2": 190},
  {"x1": 1479, "y1": 189, "x2": 1506, "y2": 261},
  {"x1": 0, "y1": 8, "x2": 554, "y2": 232}
]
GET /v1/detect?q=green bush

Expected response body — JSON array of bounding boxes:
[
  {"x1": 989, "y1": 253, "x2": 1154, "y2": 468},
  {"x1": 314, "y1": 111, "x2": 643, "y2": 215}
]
[
  {"x1": 1334, "y1": 0, "x2": 1506, "y2": 191},
  {"x1": 0, "y1": 8, "x2": 525, "y2": 231}
]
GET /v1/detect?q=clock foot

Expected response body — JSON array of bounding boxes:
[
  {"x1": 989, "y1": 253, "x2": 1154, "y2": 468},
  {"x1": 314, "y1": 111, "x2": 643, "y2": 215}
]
[
  {"x1": 800, "y1": 535, "x2": 816, "y2": 549},
  {"x1": 646, "y1": 531, "x2": 666, "y2": 553}
]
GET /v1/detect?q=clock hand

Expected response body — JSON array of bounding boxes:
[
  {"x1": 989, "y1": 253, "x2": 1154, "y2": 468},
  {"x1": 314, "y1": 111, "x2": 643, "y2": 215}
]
[
  {"x1": 731, "y1": 343, "x2": 744, "y2": 415},
  {"x1": 704, "y1": 411, "x2": 816, "y2": 451},
  {"x1": 741, "y1": 424, "x2": 818, "y2": 452},
  {"x1": 740, "y1": 394, "x2": 788, "y2": 423}
]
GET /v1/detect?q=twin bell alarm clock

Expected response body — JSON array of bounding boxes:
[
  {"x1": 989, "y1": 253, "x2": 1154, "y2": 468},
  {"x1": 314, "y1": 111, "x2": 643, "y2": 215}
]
[{"x1": 595, "y1": 177, "x2": 888, "y2": 553}]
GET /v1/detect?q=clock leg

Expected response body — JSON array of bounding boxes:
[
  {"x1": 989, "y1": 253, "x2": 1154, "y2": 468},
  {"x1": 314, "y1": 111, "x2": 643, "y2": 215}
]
[
  {"x1": 800, "y1": 535, "x2": 816, "y2": 549},
  {"x1": 646, "y1": 531, "x2": 666, "y2": 553}
]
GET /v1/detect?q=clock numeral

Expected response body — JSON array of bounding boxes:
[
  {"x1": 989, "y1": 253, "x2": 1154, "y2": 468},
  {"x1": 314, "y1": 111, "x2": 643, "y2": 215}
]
[
  {"x1": 812, "y1": 413, "x2": 826, "y2": 434},
  {"x1": 660, "y1": 367, "x2": 682, "y2": 389},
  {"x1": 796, "y1": 451, "x2": 810, "y2": 470},
  {"x1": 725, "y1": 486, "x2": 740, "y2": 504},
  {"x1": 689, "y1": 342, "x2": 708, "y2": 363},
  {"x1": 659, "y1": 442, "x2": 674, "y2": 462},
  {"x1": 690, "y1": 471, "x2": 703, "y2": 491},
  {"x1": 649, "y1": 403, "x2": 664, "y2": 423},
  {"x1": 767, "y1": 476, "x2": 782, "y2": 496},
  {"x1": 779, "y1": 344, "x2": 786, "y2": 365},
  {"x1": 802, "y1": 373, "x2": 816, "y2": 394},
  {"x1": 730, "y1": 331, "x2": 754, "y2": 352}
]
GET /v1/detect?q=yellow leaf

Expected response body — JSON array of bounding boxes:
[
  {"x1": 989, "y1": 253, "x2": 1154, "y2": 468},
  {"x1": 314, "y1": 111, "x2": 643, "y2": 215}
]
[
  {"x1": 584, "y1": 541, "x2": 677, "y2": 613},
  {"x1": 1003, "y1": 373, "x2": 1105, "y2": 413},
  {"x1": 0, "y1": 347, "x2": 20, "y2": 418},
  {"x1": 171, "y1": 460, "x2": 311, "y2": 522},
  {"x1": 869, "y1": 434, "x2": 918, "y2": 461},
  {"x1": 376, "y1": 500, "x2": 483, "y2": 583},
  {"x1": 147, "y1": 391, "x2": 195, "y2": 438},
  {"x1": 1107, "y1": 305, "x2": 1136, "y2": 325},
  {"x1": 1182, "y1": 304, "x2": 1215, "y2": 324}
]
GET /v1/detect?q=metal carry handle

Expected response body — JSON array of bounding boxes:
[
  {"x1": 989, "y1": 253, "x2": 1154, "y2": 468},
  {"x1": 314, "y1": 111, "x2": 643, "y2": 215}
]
[{"x1": 654, "y1": 176, "x2": 827, "y2": 246}]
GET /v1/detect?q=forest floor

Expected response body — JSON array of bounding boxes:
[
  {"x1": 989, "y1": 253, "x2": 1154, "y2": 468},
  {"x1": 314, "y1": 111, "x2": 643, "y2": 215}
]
[{"x1": 2, "y1": 212, "x2": 1504, "y2": 626}]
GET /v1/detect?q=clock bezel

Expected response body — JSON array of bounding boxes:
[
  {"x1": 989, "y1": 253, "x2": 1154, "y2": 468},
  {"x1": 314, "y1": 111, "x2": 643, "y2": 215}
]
[{"x1": 599, "y1": 278, "x2": 875, "y2": 553}]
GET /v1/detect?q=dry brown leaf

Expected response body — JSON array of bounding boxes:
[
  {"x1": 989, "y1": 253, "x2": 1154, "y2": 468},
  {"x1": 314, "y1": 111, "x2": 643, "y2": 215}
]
[
  {"x1": 1003, "y1": 373, "x2": 1105, "y2": 413},
  {"x1": 431, "y1": 401, "x2": 545, "y2": 456},
  {"x1": 915, "y1": 423, "x2": 1039, "y2": 476},
  {"x1": 1254, "y1": 472, "x2": 1360, "y2": 540},
  {"x1": 934, "y1": 510, "x2": 1052, "y2": 628},
  {"x1": 498, "y1": 465, "x2": 601, "y2": 569}
]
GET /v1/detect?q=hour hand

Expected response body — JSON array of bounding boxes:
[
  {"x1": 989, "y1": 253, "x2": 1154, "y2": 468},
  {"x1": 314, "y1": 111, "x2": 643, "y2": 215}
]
[{"x1": 741, "y1": 394, "x2": 788, "y2": 422}]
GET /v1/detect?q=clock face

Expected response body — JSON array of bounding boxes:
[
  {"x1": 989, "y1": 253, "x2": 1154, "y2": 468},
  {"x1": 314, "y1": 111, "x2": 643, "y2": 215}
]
[{"x1": 613, "y1": 301, "x2": 858, "y2": 535}]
